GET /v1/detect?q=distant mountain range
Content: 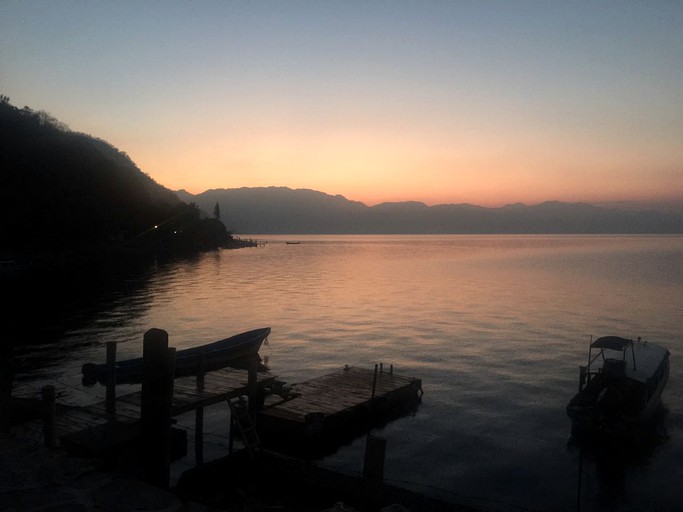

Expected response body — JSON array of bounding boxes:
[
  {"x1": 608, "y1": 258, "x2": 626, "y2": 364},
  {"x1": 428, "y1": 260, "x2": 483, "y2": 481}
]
[
  {"x1": 177, "y1": 187, "x2": 683, "y2": 234},
  {"x1": 4, "y1": 96, "x2": 680, "y2": 247}
]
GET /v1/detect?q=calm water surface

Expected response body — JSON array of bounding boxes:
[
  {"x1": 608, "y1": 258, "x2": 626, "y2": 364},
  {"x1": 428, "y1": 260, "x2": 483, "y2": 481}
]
[{"x1": 13, "y1": 235, "x2": 683, "y2": 511}]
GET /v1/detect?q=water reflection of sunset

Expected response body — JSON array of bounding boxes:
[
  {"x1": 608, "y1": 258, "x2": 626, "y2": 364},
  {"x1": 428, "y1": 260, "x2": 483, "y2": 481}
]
[{"x1": 12, "y1": 235, "x2": 683, "y2": 511}]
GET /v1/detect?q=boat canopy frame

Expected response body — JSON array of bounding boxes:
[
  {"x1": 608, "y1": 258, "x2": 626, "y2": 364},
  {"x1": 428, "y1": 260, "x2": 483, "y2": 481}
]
[{"x1": 584, "y1": 336, "x2": 637, "y2": 384}]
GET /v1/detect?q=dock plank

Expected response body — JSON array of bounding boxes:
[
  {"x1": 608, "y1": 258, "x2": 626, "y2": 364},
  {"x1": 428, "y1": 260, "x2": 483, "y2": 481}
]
[
  {"x1": 51, "y1": 368, "x2": 277, "y2": 455},
  {"x1": 256, "y1": 366, "x2": 422, "y2": 456}
]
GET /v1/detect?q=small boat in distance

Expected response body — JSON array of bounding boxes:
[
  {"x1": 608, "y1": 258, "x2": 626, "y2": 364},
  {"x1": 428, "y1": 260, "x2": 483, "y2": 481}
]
[
  {"x1": 566, "y1": 335, "x2": 669, "y2": 439},
  {"x1": 82, "y1": 327, "x2": 271, "y2": 386},
  {"x1": 285, "y1": 241, "x2": 300, "y2": 245}
]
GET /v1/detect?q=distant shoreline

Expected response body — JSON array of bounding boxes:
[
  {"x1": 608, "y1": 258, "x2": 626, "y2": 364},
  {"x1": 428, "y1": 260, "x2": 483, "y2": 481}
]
[{"x1": 178, "y1": 188, "x2": 683, "y2": 236}]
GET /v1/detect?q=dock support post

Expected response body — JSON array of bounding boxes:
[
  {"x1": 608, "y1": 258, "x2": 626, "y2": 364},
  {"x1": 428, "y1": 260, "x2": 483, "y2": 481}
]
[
  {"x1": 371, "y1": 364, "x2": 379, "y2": 398},
  {"x1": 0, "y1": 341, "x2": 14, "y2": 434},
  {"x1": 195, "y1": 350, "x2": 205, "y2": 464},
  {"x1": 228, "y1": 414, "x2": 235, "y2": 455},
  {"x1": 42, "y1": 385, "x2": 57, "y2": 448},
  {"x1": 196, "y1": 350, "x2": 205, "y2": 391},
  {"x1": 362, "y1": 435, "x2": 386, "y2": 512},
  {"x1": 141, "y1": 328, "x2": 175, "y2": 489},
  {"x1": 247, "y1": 356, "x2": 259, "y2": 412},
  {"x1": 195, "y1": 408, "x2": 204, "y2": 465},
  {"x1": 105, "y1": 341, "x2": 117, "y2": 415}
]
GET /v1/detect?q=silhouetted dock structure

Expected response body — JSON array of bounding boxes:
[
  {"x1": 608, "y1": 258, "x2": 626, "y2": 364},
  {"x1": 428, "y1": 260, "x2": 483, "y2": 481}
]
[
  {"x1": 4, "y1": 328, "x2": 431, "y2": 510},
  {"x1": 8, "y1": 329, "x2": 423, "y2": 465},
  {"x1": 56, "y1": 367, "x2": 277, "y2": 458},
  {"x1": 52, "y1": 367, "x2": 422, "y2": 462}
]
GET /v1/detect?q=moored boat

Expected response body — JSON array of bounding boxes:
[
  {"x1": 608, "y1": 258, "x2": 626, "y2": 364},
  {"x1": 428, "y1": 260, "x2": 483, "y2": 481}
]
[
  {"x1": 82, "y1": 327, "x2": 271, "y2": 386},
  {"x1": 566, "y1": 335, "x2": 669, "y2": 439}
]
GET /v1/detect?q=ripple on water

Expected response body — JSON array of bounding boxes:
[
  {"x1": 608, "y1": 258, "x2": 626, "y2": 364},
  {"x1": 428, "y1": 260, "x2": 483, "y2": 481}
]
[{"x1": 12, "y1": 235, "x2": 683, "y2": 512}]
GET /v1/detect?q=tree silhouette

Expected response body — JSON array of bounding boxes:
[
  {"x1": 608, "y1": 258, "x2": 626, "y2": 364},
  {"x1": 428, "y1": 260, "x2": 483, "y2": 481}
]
[
  {"x1": 0, "y1": 97, "x2": 248, "y2": 258},
  {"x1": 213, "y1": 202, "x2": 221, "y2": 220}
]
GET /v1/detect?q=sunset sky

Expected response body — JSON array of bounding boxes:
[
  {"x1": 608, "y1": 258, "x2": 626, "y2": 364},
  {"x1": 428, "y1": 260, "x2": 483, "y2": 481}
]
[{"x1": 2, "y1": 1, "x2": 682, "y2": 208}]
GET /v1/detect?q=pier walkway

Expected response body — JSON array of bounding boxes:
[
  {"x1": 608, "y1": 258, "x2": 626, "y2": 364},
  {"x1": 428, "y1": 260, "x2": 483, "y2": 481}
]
[
  {"x1": 257, "y1": 365, "x2": 423, "y2": 456},
  {"x1": 15, "y1": 362, "x2": 422, "y2": 462},
  {"x1": 13, "y1": 366, "x2": 276, "y2": 462},
  {"x1": 4, "y1": 321, "x2": 430, "y2": 511}
]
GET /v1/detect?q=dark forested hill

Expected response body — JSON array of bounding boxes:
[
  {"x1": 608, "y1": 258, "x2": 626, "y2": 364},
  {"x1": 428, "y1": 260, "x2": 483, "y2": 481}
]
[
  {"x1": 178, "y1": 187, "x2": 683, "y2": 234},
  {"x1": 1, "y1": 97, "x2": 238, "y2": 262}
]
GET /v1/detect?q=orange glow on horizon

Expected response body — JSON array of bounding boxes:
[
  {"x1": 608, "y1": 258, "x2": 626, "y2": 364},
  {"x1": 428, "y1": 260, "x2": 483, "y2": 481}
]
[
  {"x1": 4, "y1": 2, "x2": 682, "y2": 214},
  {"x1": 127, "y1": 127, "x2": 683, "y2": 209},
  {"x1": 103, "y1": 100, "x2": 683, "y2": 211}
]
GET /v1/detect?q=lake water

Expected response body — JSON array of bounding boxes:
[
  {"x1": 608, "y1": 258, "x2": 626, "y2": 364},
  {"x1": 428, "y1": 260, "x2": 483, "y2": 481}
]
[{"x1": 11, "y1": 235, "x2": 683, "y2": 511}]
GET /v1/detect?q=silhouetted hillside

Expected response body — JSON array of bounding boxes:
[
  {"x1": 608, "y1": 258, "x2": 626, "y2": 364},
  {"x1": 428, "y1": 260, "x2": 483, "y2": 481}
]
[
  {"x1": 177, "y1": 187, "x2": 369, "y2": 234},
  {"x1": 1, "y1": 97, "x2": 240, "y2": 264},
  {"x1": 178, "y1": 187, "x2": 683, "y2": 234}
]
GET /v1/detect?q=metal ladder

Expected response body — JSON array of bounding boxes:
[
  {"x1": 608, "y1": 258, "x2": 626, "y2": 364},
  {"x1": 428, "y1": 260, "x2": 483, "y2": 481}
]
[{"x1": 227, "y1": 395, "x2": 260, "y2": 456}]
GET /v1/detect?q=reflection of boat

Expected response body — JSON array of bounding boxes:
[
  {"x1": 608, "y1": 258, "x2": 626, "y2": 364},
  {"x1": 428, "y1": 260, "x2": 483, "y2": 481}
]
[
  {"x1": 82, "y1": 327, "x2": 271, "y2": 386},
  {"x1": 567, "y1": 335, "x2": 669, "y2": 438}
]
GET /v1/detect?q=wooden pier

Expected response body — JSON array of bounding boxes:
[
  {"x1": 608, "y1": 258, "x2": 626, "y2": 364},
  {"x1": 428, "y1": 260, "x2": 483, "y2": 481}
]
[
  {"x1": 256, "y1": 364, "x2": 423, "y2": 457},
  {"x1": 8, "y1": 329, "x2": 423, "y2": 496},
  {"x1": 32, "y1": 361, "x2": 422, "y2": 463},
  {"x1": 57, "y1": 366, "x2": 277, "y2": 457},
  {"x1": 2, "y1": 327, "x2": 435, "y2": 512},
  {"x1": 8, "y1": 328, "x2": 278, "y2": 488}
]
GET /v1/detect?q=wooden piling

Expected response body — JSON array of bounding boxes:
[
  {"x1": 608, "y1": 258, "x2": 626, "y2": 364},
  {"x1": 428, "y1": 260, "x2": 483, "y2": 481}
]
[
  {"x1": 195, "y1": 349, "x2": 205, "y2": 464},
  {"x1": 228, "y1": 414, "x2": 235, "y2": 455},
  {"x1": 196, "y1": 350, "x2": 205, "y2": 392},
  {"x1": 247, "y1": 356, "x2": 259, "y2": 411},
  {"x1": 362, "y1": 435, "x2": 386, "y2": 512},
  {"x1": 195, "y1": 407, "x2": 204, "y2": 464},
  {"x1": 105, "y1": 341, "x2": 117, "y2": 415},
  {"x1": 371, "y1": 364, "x2": 379, "y2": 398},
  {"x1": 0, "y1": 342, "x2": 14, "y2": 433},
  {"x1": 141, "y1": 328, "x2": 176, "y2": 489},
  {"x1": 42, "y1": 385, "x2": 57, "y2": 448}
]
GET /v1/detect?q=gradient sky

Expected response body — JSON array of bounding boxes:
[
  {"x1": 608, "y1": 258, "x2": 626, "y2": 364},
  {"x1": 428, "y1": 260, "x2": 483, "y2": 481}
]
[{"x1": 2, "y1": 1, "x2": 682, "y2": 207}]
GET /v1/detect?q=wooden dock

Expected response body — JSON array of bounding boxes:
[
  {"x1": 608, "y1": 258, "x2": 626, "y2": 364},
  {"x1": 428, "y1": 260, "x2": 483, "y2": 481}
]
[
  {"x1": 10, "y1": 328, "x2": 423, "y2": 495},
  {"x1": 35, "y1": 364, "x2": 422, "y2": 462},
  {"x1": 256, "y1": 365, "x2": 423, "y2": 457},
  {"x1": 29, "y1": 366, "x2": 277, "y2": 468},
  {"x1": 2, "y1": 327, "x2": 440, "y2": 510}
]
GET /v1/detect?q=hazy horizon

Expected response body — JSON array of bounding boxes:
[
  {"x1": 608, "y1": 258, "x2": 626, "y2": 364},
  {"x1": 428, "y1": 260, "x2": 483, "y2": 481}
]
[
  {"x1": 2, "y1": 2, "x2": 682, "y2": 208},
  {"x1": 181, "y1": 185, "x2": 683, "y2": 214}
]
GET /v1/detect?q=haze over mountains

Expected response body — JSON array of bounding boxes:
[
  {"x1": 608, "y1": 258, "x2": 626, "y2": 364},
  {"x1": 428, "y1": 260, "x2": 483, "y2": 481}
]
[
  {"x1": 3, "y1": 96, "x2": 681, "y2": 245},
  {"x1": 178, "y1": 188, "x2": 683, "y2": 235}
]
